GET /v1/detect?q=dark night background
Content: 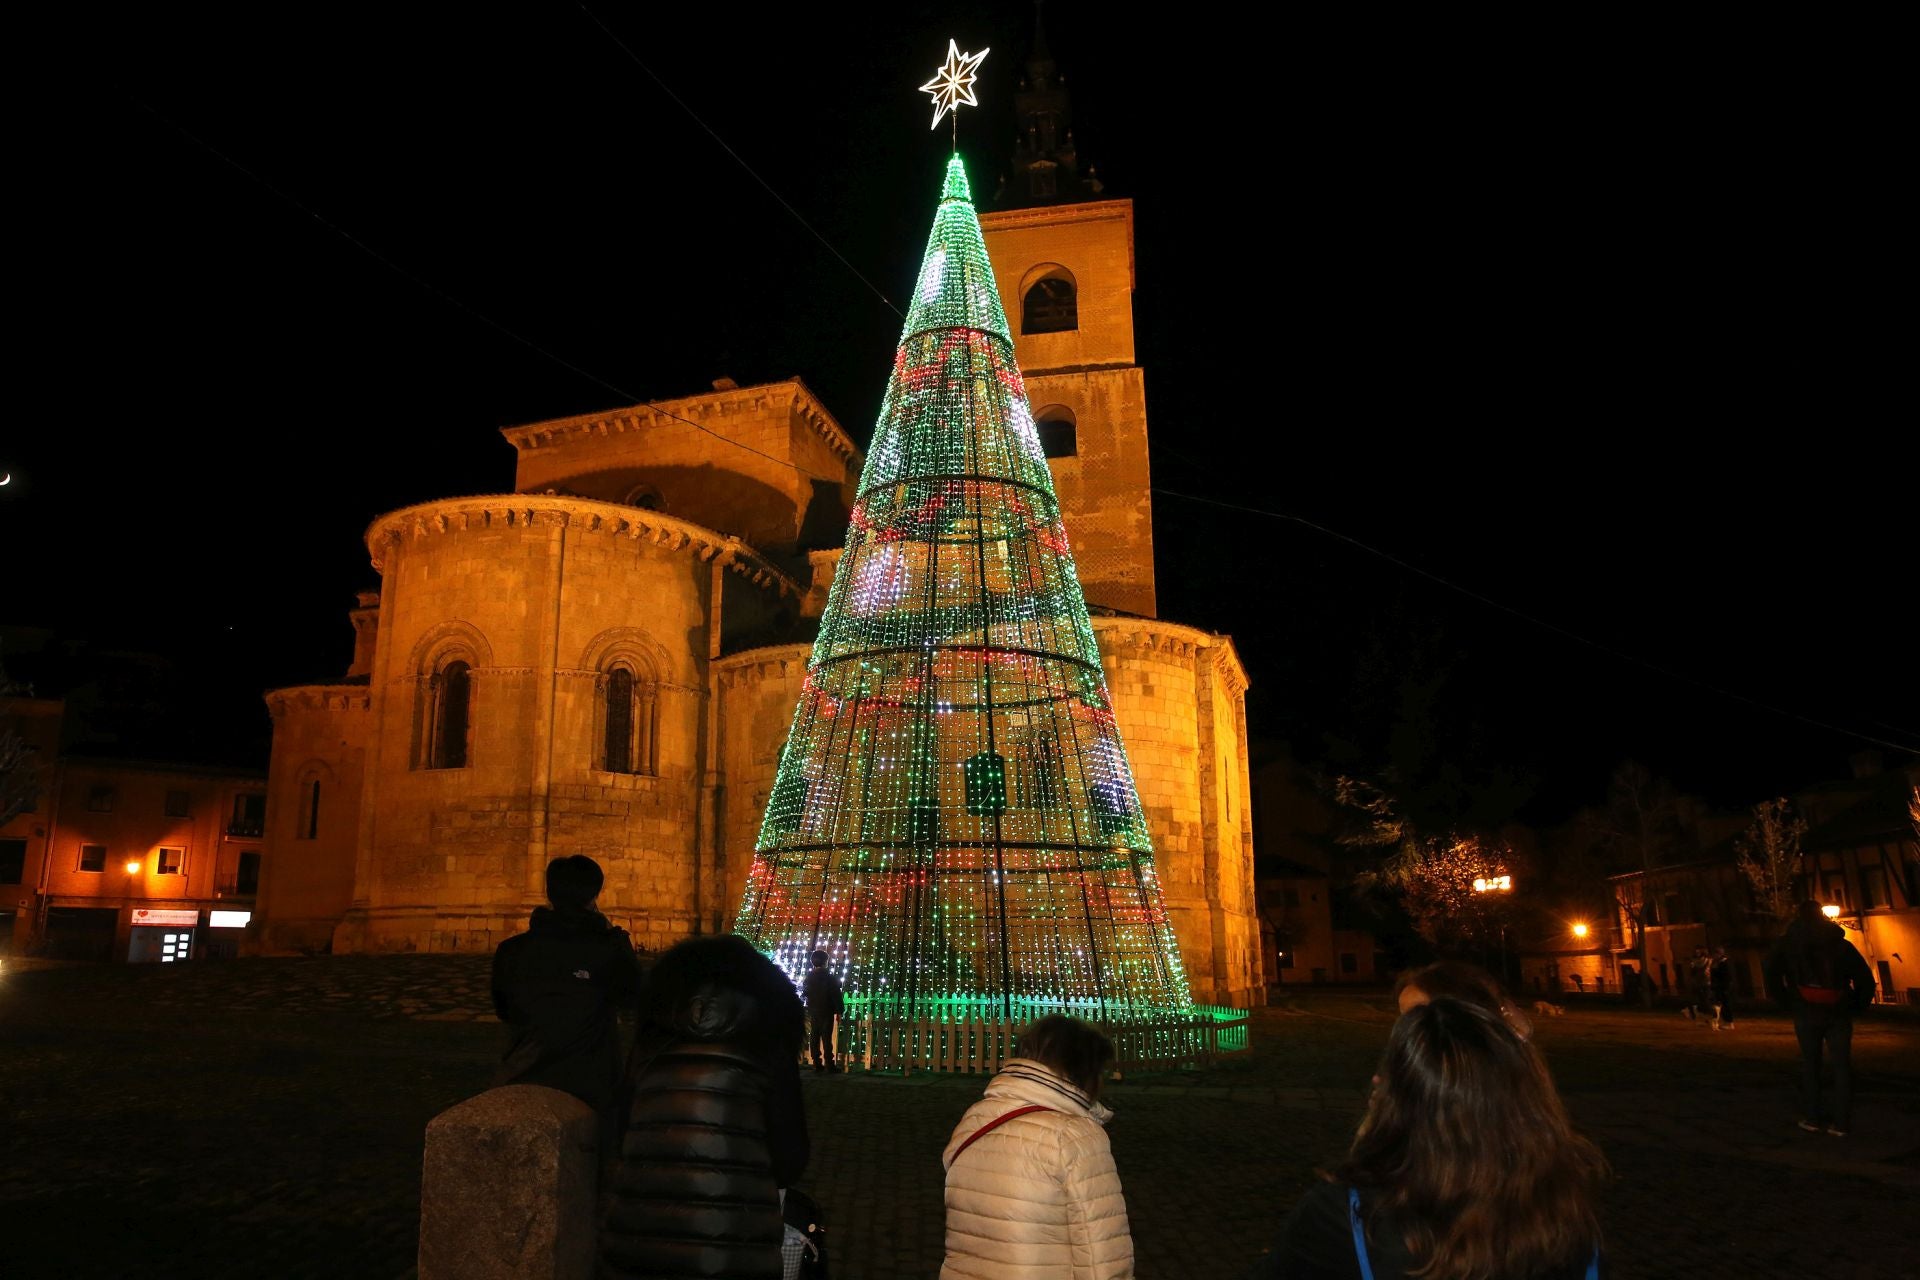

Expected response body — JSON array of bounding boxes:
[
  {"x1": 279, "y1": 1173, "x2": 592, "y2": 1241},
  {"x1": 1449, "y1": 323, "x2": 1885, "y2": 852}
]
[{"x1": 4, "y1": 4, "x2": 1912, "y2": 828}]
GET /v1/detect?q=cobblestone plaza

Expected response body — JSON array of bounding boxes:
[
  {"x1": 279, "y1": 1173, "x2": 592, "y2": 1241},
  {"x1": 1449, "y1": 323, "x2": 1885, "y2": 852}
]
[{"x1": 2, "y1": 956, "x2": 1916, "y2": 1278}]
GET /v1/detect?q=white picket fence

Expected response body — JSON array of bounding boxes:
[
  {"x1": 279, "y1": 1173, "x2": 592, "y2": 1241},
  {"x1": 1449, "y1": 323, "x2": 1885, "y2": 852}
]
[{"x1": 841, "y1": 1006, "x2": 1250, "y2": 1075}]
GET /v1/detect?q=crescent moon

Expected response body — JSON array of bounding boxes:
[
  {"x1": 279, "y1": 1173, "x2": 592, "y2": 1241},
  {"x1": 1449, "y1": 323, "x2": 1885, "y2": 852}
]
[{"x1": 0, "y1": 473, "x2": 11, "y2": 485}]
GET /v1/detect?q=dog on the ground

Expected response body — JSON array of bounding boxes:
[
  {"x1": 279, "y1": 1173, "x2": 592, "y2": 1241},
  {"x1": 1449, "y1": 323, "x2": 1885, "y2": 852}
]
[{"x1": 1531, "y1": 1000, "x2": 1565, "y2": 1017}]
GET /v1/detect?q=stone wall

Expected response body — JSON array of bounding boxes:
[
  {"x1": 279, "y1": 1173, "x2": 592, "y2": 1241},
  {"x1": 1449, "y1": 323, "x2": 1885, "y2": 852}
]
[
  {"x1": 329, "y1": 497, "x2": 793, "y2": 956},
  {"x1": 257, "y1": 685, "x2": 369, "y2": 953}
]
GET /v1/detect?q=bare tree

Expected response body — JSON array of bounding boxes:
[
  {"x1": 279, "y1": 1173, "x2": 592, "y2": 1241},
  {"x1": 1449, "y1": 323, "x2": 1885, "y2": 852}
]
[
  {"x1": 1585, "y1": 761, "x2": 1683, "y2": 1008},
  {"x1": 1735, "y1": 797, "x2": 1808, "y2": 925}
]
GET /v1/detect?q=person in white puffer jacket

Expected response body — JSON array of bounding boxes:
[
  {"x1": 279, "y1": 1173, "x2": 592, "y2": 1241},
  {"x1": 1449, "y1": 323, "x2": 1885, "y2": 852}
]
[{"x1": 940, "y1": 1015, "x2": 1135, "y2": 1280}]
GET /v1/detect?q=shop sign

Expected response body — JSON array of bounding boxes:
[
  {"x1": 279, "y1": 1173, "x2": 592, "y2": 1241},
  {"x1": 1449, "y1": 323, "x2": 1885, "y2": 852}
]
[{"x1": 131, "y1": 908, "x2": 200, "y2": 927}]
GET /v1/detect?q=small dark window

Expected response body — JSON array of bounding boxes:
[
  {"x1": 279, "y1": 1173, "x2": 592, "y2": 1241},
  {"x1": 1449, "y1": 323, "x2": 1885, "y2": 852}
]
[
  {"x1": 164, "y1": 790, "x2": 191, "y2": 818},
  {"x1": 300, "y1": 779, "x2": 321, "y2": 841},
  {"x1": 624, "y1": 485, "x2": 663, "y2": 511},
  {"x1": 1340, "y1": 952, "x2": 1359, "y2": 974},
  {"x1": 230, "y1": 794, "x2": 266, "y2": 838},
  {"x1": 78, "y1": 844, "x2": 107, "y2": 873},
  {"x1": 432, "y1": 661, "x2": 471, "y2": 769},
  {"x1": 1860, "y1": 864, "x2": 1890, "y2": 909},
  {"x1": 605, "y1": 668, "x2": 634, "y2": 774},
  {"x1": 0, "y1": 839, "x2": 26, "y2": 885},
  {"x1": 238, "y1": 851, "x2": 261, "y2": 895},
  {"x1": 86, "y1": 786, "x2": 115, "y2": 813},
  {"x1": 1036, "y1": 417, "x2": 1077, "y2": 458},
  {"x1": 1022, "y1": 276, "x2": 1077, "y2": 334},
  {"x1": 157, "y1": 847, "x2": 184, "y2": 875}
]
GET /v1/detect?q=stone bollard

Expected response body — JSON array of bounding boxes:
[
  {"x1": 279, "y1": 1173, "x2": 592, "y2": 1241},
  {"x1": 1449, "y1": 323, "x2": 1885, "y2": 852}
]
[{"x1": 418, "y1": 1084, "x2": 598, "y2": 1280}]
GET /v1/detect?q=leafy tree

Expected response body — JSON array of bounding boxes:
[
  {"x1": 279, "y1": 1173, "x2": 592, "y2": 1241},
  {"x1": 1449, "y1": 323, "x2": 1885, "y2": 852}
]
[{"x1": 1734, "y1": 797, "x2": 1808, "y2": 925}]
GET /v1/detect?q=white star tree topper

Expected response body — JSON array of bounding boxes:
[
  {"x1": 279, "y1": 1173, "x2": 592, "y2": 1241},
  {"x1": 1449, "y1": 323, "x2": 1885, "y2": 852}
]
[{"x1": 919, "y1": 39, "x2": 989, "y2": 130}]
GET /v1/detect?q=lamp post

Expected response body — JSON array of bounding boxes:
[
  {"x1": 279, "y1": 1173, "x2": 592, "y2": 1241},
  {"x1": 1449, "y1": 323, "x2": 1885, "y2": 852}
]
[{"x1": 1473, "y1": 874, "x2": 1514, "y2": 979}]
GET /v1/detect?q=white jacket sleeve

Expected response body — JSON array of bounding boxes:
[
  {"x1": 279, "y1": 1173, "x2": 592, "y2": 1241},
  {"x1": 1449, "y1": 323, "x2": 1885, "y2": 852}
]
[{"x1": 1060, "y1": 1123, "x2": 1134, "y2": 1280}]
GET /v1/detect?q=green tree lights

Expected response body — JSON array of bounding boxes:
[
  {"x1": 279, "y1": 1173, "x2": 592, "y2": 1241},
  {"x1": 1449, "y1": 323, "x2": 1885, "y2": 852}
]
[{"x1": 733, "y1": 156, "x2": 1195, "y2": 1030}]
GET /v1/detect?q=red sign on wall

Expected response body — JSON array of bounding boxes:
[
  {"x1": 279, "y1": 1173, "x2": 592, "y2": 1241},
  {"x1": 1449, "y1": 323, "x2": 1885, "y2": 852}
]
[{"x1": 131, "y1": 908, "x2": 200, "y2": 927}]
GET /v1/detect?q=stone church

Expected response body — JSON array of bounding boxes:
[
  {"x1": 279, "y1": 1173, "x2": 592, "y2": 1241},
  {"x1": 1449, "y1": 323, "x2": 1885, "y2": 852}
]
[{"x1": 252, "y1": 38, "x2": 1263, "y2": 1007}]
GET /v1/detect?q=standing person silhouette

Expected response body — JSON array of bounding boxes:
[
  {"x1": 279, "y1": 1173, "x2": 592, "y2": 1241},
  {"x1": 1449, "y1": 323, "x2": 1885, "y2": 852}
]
[
  {"x1": 489, "y1": 854, "x2": 640, "y2": 1157},
  {"x1": 803, "y1": 949, "x2": 845, "y2": 1073},
  {"x1": 1764, "y1": 898, "x2": 1876, "y2": 1136}
]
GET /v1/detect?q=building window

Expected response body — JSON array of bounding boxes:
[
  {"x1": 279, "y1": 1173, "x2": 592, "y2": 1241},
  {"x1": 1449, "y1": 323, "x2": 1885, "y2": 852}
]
[
  {"x1": 1860, "y1": 862, "x2": 1891, "y2": 910},
  {"x1": 238, "y1": 851, "x2": 261, "y2": 895},
  {"x1": 623, "y1": 484, "x2": 663, "y2": 510},
  {"x1": 164, "y1": 790, "x2": 191, "y2": 818},
  {"x1": 599, "y1": 663, "x2": 657, "y2": 776},
  {"x1": 229, "y1": 794, "x2": 266, "y2": 838},
  {"x1": 429, "y1": 660, "x2": 472, "y2": 769},
  {"x1": 0, "y1": 839, "x2": 25, "y2": 885},
  {"x1": 1032, "y1": 404, "x2": 1078, "y2": 459},
  {"x1": 86, "y1": 786, "x2": 115, "y2": 813},
  {"x1": 1021, "y1": 267, "x2": 1078, "y2": 334},
  {"x1": 1277, "y1": 949, "x2": 1295, "y2": 970},
  {"x1": 1340, "y1": 952, "x2": 1359, "y2": 974},
  {"x1": 298, "y1": 779, "x2": 321, "y2": 841},
  {"x1": 156, "y1": 847, "x2": 185, "y2": 876},
  {"x1": 78, "y1": 843, "x2": 107, "y2": 873},
  {"x1": 1821, "y1": 871, "x2": 1849, "y2": 910}
]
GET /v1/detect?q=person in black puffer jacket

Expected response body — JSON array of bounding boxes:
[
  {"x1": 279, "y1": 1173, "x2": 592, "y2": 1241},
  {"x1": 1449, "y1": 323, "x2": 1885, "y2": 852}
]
[
  {"x1": 490, "y1": 855, "x2": 641, "y2": 1152},
  {"x1": 600, "y1": 934, "x2": 809, "y2": 1280}
]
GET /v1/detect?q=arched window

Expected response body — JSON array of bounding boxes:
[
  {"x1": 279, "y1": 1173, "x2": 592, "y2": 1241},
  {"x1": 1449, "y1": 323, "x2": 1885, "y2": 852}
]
[
  {"x1": 623, "y1": 484, "x2": 664, "y2": 511},
  {"x1": 430, "y1": 660, "x2": 471, "y2": 769},
  {"x1": 1033, "y1": 404, "x2": 1078, "y2": 458},
  {"x1": 1021, "y1": 265, "x2": 1078, "y2": 334},
  {"x1": 297, "y1": 777, "x2": 321, "y2": 840},
  {"x1": 599, "y1": 662, "x2": 657, "y2": 776}
]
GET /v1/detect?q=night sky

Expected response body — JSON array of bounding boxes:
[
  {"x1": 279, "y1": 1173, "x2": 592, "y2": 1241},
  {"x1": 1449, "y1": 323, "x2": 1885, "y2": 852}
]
[{"x1": 6, "y1": 5, "x2": 1912, "y2": 826}]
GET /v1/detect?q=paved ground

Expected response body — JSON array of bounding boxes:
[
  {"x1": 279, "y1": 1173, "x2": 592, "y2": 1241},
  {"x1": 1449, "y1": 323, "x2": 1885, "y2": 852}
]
[{"x1": 2, "y1": 956, "x2": 1917, "y2": 1279}]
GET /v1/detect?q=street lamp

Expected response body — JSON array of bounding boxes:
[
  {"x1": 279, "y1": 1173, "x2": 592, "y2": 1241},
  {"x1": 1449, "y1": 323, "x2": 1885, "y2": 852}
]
[
  {"x1": 1572, "y1": 921, "x2": 1590, "y2": 939},
  {"x1": 1473, "y1": 874, "x2": 1514, "y2": 977},
  {"x1": 1821, "y1": 903, "x2": 1841, "y2": 920},
  {"x1": 124, "y1": 859, "x2": 142, "y2": 875}
]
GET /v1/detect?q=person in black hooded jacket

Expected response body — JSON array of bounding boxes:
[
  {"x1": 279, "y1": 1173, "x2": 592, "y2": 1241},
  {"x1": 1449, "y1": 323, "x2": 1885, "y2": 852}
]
[
  {"x1": 490, "y1": 855, "x2": 641, "y2": 1150},
  {"x1": 1763, "y1": 898, "x2": 1876, "y2": 1136},
  {"x1": 600, "y1": 934, "x2": 809, "y2": 1280}
]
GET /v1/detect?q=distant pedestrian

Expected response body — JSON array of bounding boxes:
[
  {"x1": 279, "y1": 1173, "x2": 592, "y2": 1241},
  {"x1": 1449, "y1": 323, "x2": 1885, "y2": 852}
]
[
  {"x1": 802, "y1": 949, "x2": 845, "y2": 1073},
  {"x1": 489, "y1": 854, "x2": 640, "y2": 1154},
  {"x1": 1682, "y1": 945, "x2": 1713, "y2": 1022},
  {"x1": 1709, "y1": 944, "x2": 1737, "y2": 1030},
  {"x1": 1248, "y1": 997, "x2": 1608, "y2": 1279},
  {"x1": 1763, "y1": 899, "x2": 1876, "y2": 1137},
  {"x1": 942, "y1": 1014, "x2": 1133, "y2": 1280},
  {"x1": 600, "y1": 934, "x2": 809, "y2": 1280}
]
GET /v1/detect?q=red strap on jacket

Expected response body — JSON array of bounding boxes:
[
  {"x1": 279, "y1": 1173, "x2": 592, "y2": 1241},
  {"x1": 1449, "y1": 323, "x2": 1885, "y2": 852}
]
[{"x1": 952, "y1": 1104, "x2": 1054, "y2": 1163}]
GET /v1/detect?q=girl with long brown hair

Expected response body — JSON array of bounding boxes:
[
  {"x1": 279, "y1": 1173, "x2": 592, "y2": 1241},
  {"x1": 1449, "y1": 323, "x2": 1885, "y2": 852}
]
[{"x1": 1254, "y1": 996, "x2": 1608, "y2": 1279}]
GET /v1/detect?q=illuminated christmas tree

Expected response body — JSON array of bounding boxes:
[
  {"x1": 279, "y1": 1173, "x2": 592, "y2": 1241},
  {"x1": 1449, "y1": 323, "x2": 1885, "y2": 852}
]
[{"x1": 733, "y1": 154, "x2": 1194, "y2": 1033}]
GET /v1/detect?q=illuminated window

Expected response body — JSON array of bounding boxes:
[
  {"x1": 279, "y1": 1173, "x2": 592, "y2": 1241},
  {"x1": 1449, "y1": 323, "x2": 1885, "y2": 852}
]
[
  {"x1": 599, "y1": 663, "x2": 657, "y2": 776},
  {"x1": 1021, "y1": 269, "x2": 1077, "y2": 334},
  {"x1": 157, "y1": 847, "x2": 185, "y2": 875},
  {"x1": 164, "y1": 790, "x2": 191, "y2": 818},
  {"x1": 79, "y1": 844, "x2": 107, "y2": 873},
  {"x1": 0, "y1": 839, "x2": 25, "y2": 885},
  {"x1": 86, "y1": 786, "x2": 114, "y2": 813},
  {"x1": 429, "y1": 661, "x2": 472, "y2": 769}
]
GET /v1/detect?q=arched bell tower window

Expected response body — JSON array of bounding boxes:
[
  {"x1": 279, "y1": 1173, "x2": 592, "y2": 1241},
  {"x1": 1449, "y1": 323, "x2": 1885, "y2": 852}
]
[
  {"x1": 623, "y1": 484, "x2": 664, "y2": 511},
  {"x1": 428, "y1": 661, "x2": 471, "y2": 769},
  {"x1": 1033, "y1": 404, "x2": 1078, "y2": 459},
  {"x1": 1021, "y1": 264, "x2": 1078, "y2": 335},
  {"x1": 599, "y1": 661, "x2": 658, "y2": 776}
]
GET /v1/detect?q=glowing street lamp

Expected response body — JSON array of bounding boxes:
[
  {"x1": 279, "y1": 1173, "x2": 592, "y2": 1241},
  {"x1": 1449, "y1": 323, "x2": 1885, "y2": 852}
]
[
  {"x1": 124, "y1": 859, "x2": 142, "y2": 875},
  {"x1": 1821, "y1": 903, "x2": 1842, "y2": 920},
  {"x1": 1572, "y1": 922, "x2": 1590, "y2": 939}
]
